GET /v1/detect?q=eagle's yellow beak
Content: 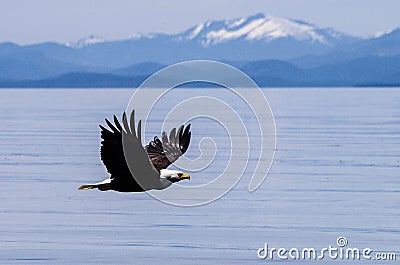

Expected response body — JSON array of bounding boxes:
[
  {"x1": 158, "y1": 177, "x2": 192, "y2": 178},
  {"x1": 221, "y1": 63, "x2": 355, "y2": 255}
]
[{"x1": 179, "y1": 173, "x2": 190, "y2": 180}]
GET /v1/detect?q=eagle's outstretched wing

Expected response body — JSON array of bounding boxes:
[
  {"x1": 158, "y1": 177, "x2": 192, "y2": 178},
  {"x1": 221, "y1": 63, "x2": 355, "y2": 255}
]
[
  {"x1": 145, "y1": 124, "x2": 191, "y2": 172},
  {"x1": 99, "y1": 111, "x2": 160, "y2": 191}
]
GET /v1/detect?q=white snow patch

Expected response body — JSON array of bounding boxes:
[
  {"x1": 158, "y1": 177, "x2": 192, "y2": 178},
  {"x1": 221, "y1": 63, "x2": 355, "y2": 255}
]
[
  {"x1": 130, "y1": 32, "x2": 157, "y2": 40},
  {"x1": 66, "y1": 35, "x2": 105, "y2": 48},
  {"x1": 246, "y1": 16, "x2": 326, "y2": 43},
  {"x1": 227, "y1": 18, "x2": 246, "y2": 29},
  {"x1": 188, "y1": 24, "x2": 204, "y2": 40},
  {"x1": 372, "y1": 29, "x2": 394, "y2": 38},
  {"x1": 202, "y1": 15, "x2": 326, "y2": 46},
  {"x1": 204, "y1": 18, "x2": 265, "y2": 45}
]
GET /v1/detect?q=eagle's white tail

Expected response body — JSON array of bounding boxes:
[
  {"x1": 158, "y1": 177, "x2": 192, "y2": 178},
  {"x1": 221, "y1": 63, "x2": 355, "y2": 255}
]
[{"x1": 78, "y1": 178, "x2": 112, "y2": 191}]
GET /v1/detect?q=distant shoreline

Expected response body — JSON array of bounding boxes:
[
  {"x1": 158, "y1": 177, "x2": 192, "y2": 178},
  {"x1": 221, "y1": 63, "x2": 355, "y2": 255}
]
[
  {"x1": 1, "y1": 72, "x2": 399, "y2": 88},
  {"x1": 1, "y1": 85, "x2": 400, "y2": 89}
]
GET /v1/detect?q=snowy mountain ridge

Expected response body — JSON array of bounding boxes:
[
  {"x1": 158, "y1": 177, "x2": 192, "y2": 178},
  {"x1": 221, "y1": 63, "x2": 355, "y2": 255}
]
[
  {"x1": 66, "y1": 13, "x2": 353, "y2": 48},
  {"x1": 172, "y1": 13, "x2": 351, "y2": 46}
]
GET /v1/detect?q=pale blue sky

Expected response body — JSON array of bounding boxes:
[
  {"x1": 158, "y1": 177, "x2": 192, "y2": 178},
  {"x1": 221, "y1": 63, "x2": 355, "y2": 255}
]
[{"x1": 0, "y1": 0, "x2": 399, "y2": 44}]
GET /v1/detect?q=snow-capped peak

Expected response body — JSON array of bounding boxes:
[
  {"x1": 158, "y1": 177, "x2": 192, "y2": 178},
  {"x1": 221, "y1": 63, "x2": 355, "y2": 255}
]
[
  {"x1": 66, "y1": 35, "x2": 105, "y2": 48},
  {"x1": 130, "y1": 32, "x2": 159, "y2": 40},
  {"x1": 372, "y1": 29, "x2": 395, "y2": 39},
  {"x1": 176, "y1": 13, "x2": 346, "y2": 47}
]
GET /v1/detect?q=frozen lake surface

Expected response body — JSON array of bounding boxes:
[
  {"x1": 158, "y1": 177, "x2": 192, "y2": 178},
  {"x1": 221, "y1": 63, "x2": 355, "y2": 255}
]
[{"x1": 0, "y1": 88, "x2": 399, "y2": 264}]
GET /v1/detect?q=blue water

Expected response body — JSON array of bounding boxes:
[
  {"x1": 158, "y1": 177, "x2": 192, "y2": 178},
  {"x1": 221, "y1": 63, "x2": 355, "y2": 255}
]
[{"x1": 0, "y1": 88, "x2": 399, "y2": 264}]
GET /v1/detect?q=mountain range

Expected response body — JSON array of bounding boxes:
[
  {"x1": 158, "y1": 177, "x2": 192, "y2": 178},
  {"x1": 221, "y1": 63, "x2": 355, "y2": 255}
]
[{"x1": 0, "y1": 13, "x2": 399, "y2": 87}]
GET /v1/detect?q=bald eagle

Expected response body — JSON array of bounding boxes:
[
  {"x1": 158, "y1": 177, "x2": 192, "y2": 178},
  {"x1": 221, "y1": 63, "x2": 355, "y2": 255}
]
[{"x1": 79, "y1": 110, "x2": 191, "y2": 192}]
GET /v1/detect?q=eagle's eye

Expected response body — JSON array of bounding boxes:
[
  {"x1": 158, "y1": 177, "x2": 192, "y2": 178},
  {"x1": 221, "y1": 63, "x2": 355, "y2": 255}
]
[{"x1": 177, "y1": 173, "x2": 183, "y2": 177}]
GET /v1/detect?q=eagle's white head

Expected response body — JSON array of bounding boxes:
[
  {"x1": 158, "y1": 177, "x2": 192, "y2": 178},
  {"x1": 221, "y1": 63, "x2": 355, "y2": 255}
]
[
  {"x1": 156, "y1": 169, "x2": 190, "y2": 190},
  {"x1": 160, "y1": 169, "x2": 191, "y2": 183}
]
